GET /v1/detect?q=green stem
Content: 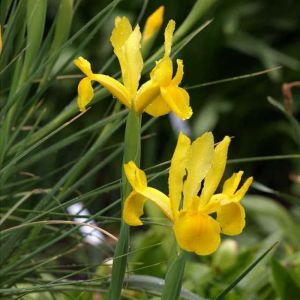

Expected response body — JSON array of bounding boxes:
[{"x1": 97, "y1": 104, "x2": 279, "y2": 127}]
[
  {"x1": 107, "y1": 109, "x2": 141, "y2": 300},
  {"x1": 161, "y1": 250, "x2": 187, "y2": 300}
]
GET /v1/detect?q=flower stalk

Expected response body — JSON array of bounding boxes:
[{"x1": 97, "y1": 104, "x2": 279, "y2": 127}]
[
  {"x1": 107, "y1": 109, "x2": 141, "y2": 300},
  {"x1": 161, "y1": 250, "x2": 187, "y2": 300}
]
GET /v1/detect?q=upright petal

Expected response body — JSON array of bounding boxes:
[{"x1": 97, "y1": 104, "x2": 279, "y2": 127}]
[
  {"x1": 199, "y1": 136, "x2": 231, "y2": 206},
  {"x1": 183, "y1": 132, "x2": 214, "y2": 208},
  {"x1": 169, "y1": 132, "x2": 191, "y2": 217},
  {"x1": 161, "y1": 85, "x2": 192, "y2": 120},
  {"x1": 174, "y1": 210, "x2": 221, "y2": 255},
  {"x1": 217, "y1": 202, "x2": 245, "y2": 235},
  {"x1": 143, "y1": 6, "x2": 164, "y2": 42},
  {"x1": 74, "y1": 57, "x2": 94, "y2": 78},
  {"x1": 111, "y1": 17, "x2": 132, "y2": 51},
  {"x1": 93, "y1": 74, "x2": 131, "y2": 108},
  {"x1": 77, "y1": 78, "x2": 94, "y2": 112},
  {"x1": 164, "y1": 20, "x2": 175, "y2": 57},
  {"x1": 110, "y1": 17, "x2": 143, "y2": 98}
]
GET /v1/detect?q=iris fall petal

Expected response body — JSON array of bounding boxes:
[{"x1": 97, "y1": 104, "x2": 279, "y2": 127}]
[
  {"x1": 174, "y1": 210, "x2": 221, "y2": 255},
  {"x1": 217, "y1": 202, "x2": 245, "y2": 235}
]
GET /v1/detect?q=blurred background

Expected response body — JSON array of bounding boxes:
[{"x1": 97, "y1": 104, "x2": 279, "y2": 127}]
[
  {"x1": 64, "y1": 0, "x2": 300, "y2": 199},
  {"x1": 1, "y1": 0, "x2": 300, "y2": 298}
]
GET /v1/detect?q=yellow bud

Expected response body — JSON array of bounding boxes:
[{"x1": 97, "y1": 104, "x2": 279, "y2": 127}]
[{"x1": 143, "y1": 6, "x2": 164, "y2": 42}]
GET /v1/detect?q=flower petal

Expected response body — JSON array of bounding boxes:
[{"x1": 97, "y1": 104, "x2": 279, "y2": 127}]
[
  {"x1": 111, "y1": 17, "x2": 132, "y2": 51},
  {"x1": 223, "y1": 171, "x2": 244, "y2": 196},
  {"x1": 164, "y1": 20, "x2": 175, "y2": 57},
  {"x1": 77, "y1": 78, "x2": 94, "y2": 112},
  {"x1": 172, "y1": 59, "x2": 184, "y2": 86},
  {"x1": 233, "y1": 176, "x2": 253, "y2": 202},
  {"x1": 143, "y1": 6, "x2": 164, "y2": 42},
  {"x1": 174, "y1": 210, "x2": 221, "y2": 255},
  {"x1": 93, "y1": 74, "x2": 131, "y2": 108},
  {"x1": 144, "y1": 94, "x2": 170, "y2": 117},
  {"x1": 74, "y1": 57, "x2": 94, "y2": 78},
  {"x1": 137, "y1": 187, "x2": 173, "y2": 220},
  {"x1": 160, "y1": 85, "x2": 192, "y2": 120},
  {"x1": 183, "y1": 132, "x2": 214, "y2": 209},
  {"x1": 217, "y1": 202, "x2": 245, "y2": 235},
  {"x1": 124, "y1": 161, "x2": 147, "y2": 190},
  {"x1": 169, "y1": 132, "x2": 191, "y2": 217},
  {"x1": 135, "y1": 80, "x2": 160, "y2": 113},
  {"x1": 110, "y1": 17, "x2": 143, "y2": 97},
  {"x1": 199, "y1": 136, "x2": 231, "y2": 206},
  {"x1": 123, "y1": 191, "x2": 145, "y2": 226},
  {"x1": 150, "y1": 57, "x2": 173, "y2": 86},
  {"x1": 124, "y1": 161, "x2": 173, "y2": 220}
]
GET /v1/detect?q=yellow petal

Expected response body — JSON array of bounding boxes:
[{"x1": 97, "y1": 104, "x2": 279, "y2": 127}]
[
  {"x1": 164, "y1": 19, "x2": 175, "y2": 57},
  {"x1": 183, "y1": 132, "x2": 214, "y2": 208},
  {"x1": 174, "y1": 210, "x2": 221, "y2": 255},
  {"x1": 111, "y1": 17, "x2": 132, "y2": 51},
  {"x1": 124, "y1": 161, "x2": 147, "y2": 190},
  {"x1": 110, "y1": 17, "x2": 143, "y2": 97},
  {"x1": 137, "y1": 186, "x2": 173, "y2": 220},
  {"x1": 123, "y1": 191, "x2": 145, "y2": 226},
  {"x1": 160, "y1": 85, "x2": 192, "y2": 120},
  {"x1": 172, "y1": 59, "x2": 184, "y2": 86},
  {"x1": 217, "y1": 202, "x2": 245, "y2": 235},
  {"x1": 169, "y1": 132, "x2": 191, "y2": 217},
  {"x1": 77, "y1": 78, "x2": 94, "y2": 112},
  {"x1": 199, "y1": 136, "x2": 231, "y2": 206},
  {"x1": 74, "y1": 57, "x2": 94, "y2": 78},
  {"x1": 233, "y1": 176, "x2": 253, "y2": 202},
  {"x1": 198, "y1": 196, "x2": 222, "y2": 214},
  {"x1": 124, "y1": 161, "x2": 173, "y2": 220},
  {"x1": 135, "y1": 80, "x2": 160, "y2": 113},
  {"x1": 150, "y1": 57, "x2": 173, "y2": 86},
  {"x1": 93, "y1": 74, "x2": 131, "y2": 108},
  {"x1": 223, "y1": 171, "x2": 244, "y2": 196},
  {"x1": 144, "y1": 94, "x2": 171, "y2": 117},
  {"x1": 143, "y1": 6, "x2": 164, "y2": 42}
]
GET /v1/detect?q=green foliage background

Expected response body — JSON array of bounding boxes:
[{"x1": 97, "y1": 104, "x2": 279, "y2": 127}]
[{"x1": 0, "y1": 0, "x2": 299, "y2": 299}]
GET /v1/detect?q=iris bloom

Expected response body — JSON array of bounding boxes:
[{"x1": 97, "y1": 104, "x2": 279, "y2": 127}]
[
  {"x1": 74, "y1": 16, "x2": 192, "y2": 120},
  {"x1": 123, "y1": 132, "x2": 253, "y2": 255}
]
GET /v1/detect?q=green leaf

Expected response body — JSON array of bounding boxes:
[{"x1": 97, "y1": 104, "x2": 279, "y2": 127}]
[
  {"x1": 215, "y1": 242, "x2": 278, "y2": 300},
  {"x1": 271, "y1": 258, "x2": 300, "y2": 300}
]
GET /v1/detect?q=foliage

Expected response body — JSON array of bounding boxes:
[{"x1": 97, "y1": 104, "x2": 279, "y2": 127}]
[{"x1": 0, "y1": 0, "x2": 299, "y2": 299}]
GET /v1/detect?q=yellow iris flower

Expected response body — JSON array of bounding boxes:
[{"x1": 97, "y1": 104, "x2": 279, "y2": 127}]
[
  {"x1": 123, "y1": 132, "x2": 253, "y2": 255},
  {"x1": 74, "y1": 16, "x2": 192, "y2": 120}
]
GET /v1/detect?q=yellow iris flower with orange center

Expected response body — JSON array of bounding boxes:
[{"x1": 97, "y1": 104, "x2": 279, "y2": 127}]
[
  {"x1": 74, "y1": 15, "x2": 192, "y2": 120},
  {"x1": 123, "y1": 132, "x2": 253, "y2": 255}
]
